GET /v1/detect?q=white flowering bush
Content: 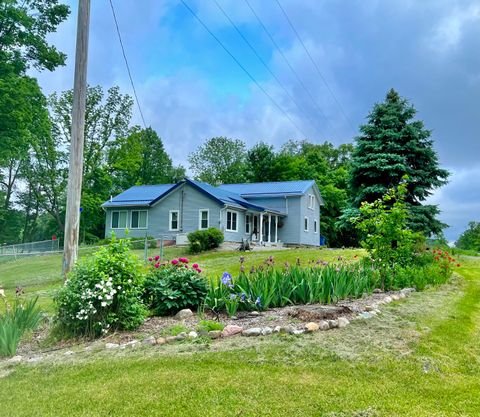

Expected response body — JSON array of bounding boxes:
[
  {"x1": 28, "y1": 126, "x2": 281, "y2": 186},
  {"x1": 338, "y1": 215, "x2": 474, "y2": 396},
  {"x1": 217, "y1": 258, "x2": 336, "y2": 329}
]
[{"x1": 55, "y1": 237, "x2": 147, "y2": 337}]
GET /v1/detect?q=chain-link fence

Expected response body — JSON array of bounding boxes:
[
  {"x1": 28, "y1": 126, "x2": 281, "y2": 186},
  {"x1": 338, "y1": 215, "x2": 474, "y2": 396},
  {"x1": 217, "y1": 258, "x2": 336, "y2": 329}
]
[{"x1": 0, "y1": 235, "x2": 177, "y2": 265}]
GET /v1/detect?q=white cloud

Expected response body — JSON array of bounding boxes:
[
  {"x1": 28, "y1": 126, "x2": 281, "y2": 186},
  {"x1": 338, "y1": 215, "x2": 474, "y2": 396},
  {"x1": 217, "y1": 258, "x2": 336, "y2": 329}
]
[{"x1": 428, "y1": 3, "x2": 480, "y2": 53}]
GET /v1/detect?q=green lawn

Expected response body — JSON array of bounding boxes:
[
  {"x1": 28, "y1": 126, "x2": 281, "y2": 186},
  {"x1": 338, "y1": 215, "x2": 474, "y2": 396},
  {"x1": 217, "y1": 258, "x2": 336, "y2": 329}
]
[{"x1": 0, "y1": 255, "x2": 479, "y2": 415}]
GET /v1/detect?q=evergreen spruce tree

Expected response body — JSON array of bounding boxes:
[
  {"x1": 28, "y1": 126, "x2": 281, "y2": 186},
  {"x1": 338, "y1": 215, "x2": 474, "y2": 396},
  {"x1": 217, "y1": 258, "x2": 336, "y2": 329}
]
[{"x1": 349, "y1": 89, "x2": 449, "y2": 236}]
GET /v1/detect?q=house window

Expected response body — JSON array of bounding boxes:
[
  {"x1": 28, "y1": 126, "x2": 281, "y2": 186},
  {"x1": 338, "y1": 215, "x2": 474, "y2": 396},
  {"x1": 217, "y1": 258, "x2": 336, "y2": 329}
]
[
  {"x1": 169, "y1": 210, "x2": 179, "y2": 231},
  {"x1": 226, "y1": 210, "x2": 238, "y2": 232},
  {"x1": 199, "y1": 209, "x2": 209, "y2": 230},
  {"x1": 308, "y1": 194, "x2": 315, "y2": 210},
  {"x1": 245, "y1": 214, "x2": 251, "y2": 234},
  {"x1": 111, "y1": 211, "x2": 127, "y2": 229},
  {"x1": 304, "y1": 217, "x2": 309, "y2": 232},
  {"x1": 314, "y1": 219, "x2": 318, "y2": 233},
  {"x1": 131, "y1": 210, "x2": 147, "y2": 229}
]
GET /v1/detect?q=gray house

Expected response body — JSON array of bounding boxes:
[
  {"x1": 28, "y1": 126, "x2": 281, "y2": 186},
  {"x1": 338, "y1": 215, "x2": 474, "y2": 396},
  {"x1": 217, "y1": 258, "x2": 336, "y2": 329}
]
[{"x1": 102, "y1": 179, "x2": 324, "y2": 246}]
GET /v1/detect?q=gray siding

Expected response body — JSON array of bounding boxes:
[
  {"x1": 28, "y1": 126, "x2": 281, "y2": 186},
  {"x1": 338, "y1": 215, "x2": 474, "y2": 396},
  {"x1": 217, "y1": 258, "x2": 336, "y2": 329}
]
[
  {"x1": 104, "y1": 184, "x2": 223, "y2": 239},
  {"x1": 277, "y1": 197, "x2": 301, "y2": 244},
  {"x1": 298, "y1": 185, "x2": 321, "y2": 246}
]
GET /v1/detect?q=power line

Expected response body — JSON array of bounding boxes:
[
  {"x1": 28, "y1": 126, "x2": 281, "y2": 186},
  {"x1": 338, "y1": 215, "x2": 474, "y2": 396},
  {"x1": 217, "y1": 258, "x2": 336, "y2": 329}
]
[
  {"x1": 213, "y1": 0, "x2": 325, "y2": 139},
  {"x1": 180, "y1": 0, "x2": 308, "y2": 138},
  {"x1": 243, "y1": 0, "x2": 339, "y2": 140},
  {"x1": 109, "y1": 0, "x2": 147, "y2": 129},
  {"x1": 274, "y1": 0, "x2": 356, "y2": 135}
]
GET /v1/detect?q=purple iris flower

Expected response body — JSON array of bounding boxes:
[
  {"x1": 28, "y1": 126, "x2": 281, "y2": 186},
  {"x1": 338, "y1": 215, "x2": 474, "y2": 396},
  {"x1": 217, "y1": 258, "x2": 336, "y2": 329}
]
[{"x1": 221, "y1": 272, "x2": 233, "y2": 288}]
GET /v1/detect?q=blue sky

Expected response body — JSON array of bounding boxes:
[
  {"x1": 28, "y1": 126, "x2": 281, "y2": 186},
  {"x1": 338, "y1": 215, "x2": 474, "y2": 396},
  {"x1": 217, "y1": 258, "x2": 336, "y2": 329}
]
[{"x1": 33, "y1": 0, "x2": 480, "y2": 241}]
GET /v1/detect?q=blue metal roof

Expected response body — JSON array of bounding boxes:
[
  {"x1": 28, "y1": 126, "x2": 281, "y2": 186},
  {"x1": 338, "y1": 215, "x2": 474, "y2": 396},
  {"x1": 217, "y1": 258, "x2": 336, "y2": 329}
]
[
  {"x1": 218, "y1": 180, "x2": 316, "y2": 197},
  {"x1": 102, "y1": 179, "x2": 313, "y2": 212},
  {"x1": 187, "y1": 180, "x2": 275, "y2": 212},
  {"x1": 102, "y1": 184, "x2": 176, "y2": 208}
]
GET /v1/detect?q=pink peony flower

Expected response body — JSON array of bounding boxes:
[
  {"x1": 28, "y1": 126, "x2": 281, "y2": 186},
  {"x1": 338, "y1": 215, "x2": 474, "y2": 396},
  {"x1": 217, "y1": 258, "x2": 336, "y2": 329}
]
[
  {"x1": 171, "y1": 259, "x2": 179, "y2": 265},
  {"x1": 184, "y1": 264, "x2": 189, "y2": 268},
  {"x1": 196, "y1": 268, "x2": 202, "y2": 273},
  {"x1": 154, "y1": 255, "x2": 160, "y2": 261},
  {"x1": 179, "y1": 257, "x2": 189, "y2": 263},
  {"x1": 148, "y1": 257, "x2": 153, "y2": 262},
  {"x1": 154, "y1": 263, "x2": 160, "y2": 268},
  {"x1": 192, "y1": 263, "x2": 199, "y2": 269}
]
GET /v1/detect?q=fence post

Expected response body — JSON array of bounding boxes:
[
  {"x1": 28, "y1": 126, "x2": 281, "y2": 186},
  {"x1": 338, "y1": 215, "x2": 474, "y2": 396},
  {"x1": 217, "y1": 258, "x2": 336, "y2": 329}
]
[{"x1": 160, "y1": 236, "x2": 164, "y2": 262}]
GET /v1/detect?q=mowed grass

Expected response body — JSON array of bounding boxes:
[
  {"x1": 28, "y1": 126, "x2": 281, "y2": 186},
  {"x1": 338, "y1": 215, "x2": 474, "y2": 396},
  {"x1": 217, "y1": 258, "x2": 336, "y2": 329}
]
[
  {"x1": 0, "y1": 246, "x2": 362, "y2": 312},
  {"x1": 0, "y1": 257, "x2": 479, "y2": 416}
]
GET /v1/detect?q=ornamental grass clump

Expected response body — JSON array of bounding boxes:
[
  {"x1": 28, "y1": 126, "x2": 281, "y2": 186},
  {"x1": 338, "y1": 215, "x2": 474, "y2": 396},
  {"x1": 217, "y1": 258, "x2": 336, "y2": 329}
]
[
  {"x1": 143, "y1": 257, "x2": 207, "y2": 316},
  {"x1": 0, "y1": 294, "x2": 42, "y2": 357},
  {"x1": 55, "y1": 237, "x2": 147, "y2": 338}
]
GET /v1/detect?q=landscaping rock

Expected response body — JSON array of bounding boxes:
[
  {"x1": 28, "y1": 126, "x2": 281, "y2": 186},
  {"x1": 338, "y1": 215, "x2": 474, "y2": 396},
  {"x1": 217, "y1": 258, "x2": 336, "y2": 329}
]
[
  {"x1": 337, "y1": 317, "x2": 350, "y2": 328},
  {"x1": 391, "y1": 294, "x2": 400, "y2": 301},
  {"x1": 105, "y1": 343, "x2": 119, "y2": 349},
  {"x1": 248, "y1": 311, "x2": 261, "y2": 317},
  {"x1": 383, "y1": 296, "x2": 393, "y2": 303},
  {"x1": 243, "y1": 327, "x2": 262, "y2": 337},
  {"x1": 398, "y1": 292, "x2": 406, "y2": 299},
  {"x1": 8, "y1": 355, "x2": 22, "y2": 363},
  {"x1": 143, "y1": 336, "x2": 156, "y2": 345},
  {"x1": 188, "y1": 331, "x2": 198, "y2": 339},
  {"x1": 262, "y1": 327, "x2": 273, "y2": 335},
  {"x1": 273, "y1": 326, "x2": 285, "y2": 333},
  {"x1": 318, "y1": 320, "x2": 330, "y2": 331},
  {"x1": 358, "y1": 312, "x2": 373, "y2": 319},
  {"x1": 198, "y1": 330, "x2": 209, "y2": 337},
  {"x1": 327, "y1": 319, "x2": 339, "y2": 329},
  {"x1": 304, "y1": 322, "x2": 320, "y2": 332},
  {"x1": 208, "y1": 330, "x2": 222, "y2": 339},
  {"x1": 291, "y1": 329, "x2": 305, "y2": 335},
  {"x1": 156, "y1": 337, "x2": 167, "y2": 345},
  {"x1": 222, "y1": 325, "x2": 243, "y2": 338},
  {"x1": 364, "y1": 305, "x2": 375, "y2": 311},
  {"x1": 175, "y1": 309, "x2": 194, "y2": 320},
  {"x1": 125, "y1": 340, "x2": 139, "y2": 348},
  {"x1": 176, "y1": 332, "x2": 187, "y2": 341},
  {"x1": 373, "y1": 288, "x2": 383, "y2": 294},
  {"x1": 230, "y1": 316, "x2": 238, "y2": 320},
  {"x1": 64, "y1": 350, "x2": 74, "y2": 356},
  {"x1": 27, "y1": 356, "x2": 42, "y2": 363}
]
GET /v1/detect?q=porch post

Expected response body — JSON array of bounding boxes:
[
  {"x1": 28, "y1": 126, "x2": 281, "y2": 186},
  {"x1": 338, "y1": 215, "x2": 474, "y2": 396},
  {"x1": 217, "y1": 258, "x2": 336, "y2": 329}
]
[
  {"x1": 275, "y1": 215, "x2": 278, "y2": 243},
  {"x1": 259, "y1": 213, "x2": 263, "y2": 243},
  {"x1": 268, "y1": 214, "x2": 271, "y2": 243}
]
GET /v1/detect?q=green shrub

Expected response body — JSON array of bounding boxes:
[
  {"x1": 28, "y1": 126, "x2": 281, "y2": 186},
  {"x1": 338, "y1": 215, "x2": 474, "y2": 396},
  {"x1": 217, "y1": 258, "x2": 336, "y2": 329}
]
[
  {"x1": 187, "y1": 228, "x2": 224, "y2": 253},
  {"x1": 143, "y1": 258, "x2": 208, "y2": 316},
  {"x1": 55, "y1": 237, "x2": 147, "y2": 337},
  {"x1": 0, "y1": 297, "x2": 42, "y2": 357}
]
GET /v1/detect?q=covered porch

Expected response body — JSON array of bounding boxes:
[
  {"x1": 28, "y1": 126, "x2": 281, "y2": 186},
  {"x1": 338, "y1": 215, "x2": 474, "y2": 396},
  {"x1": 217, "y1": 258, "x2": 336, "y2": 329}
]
[{"x1": 245, "y1": 211, "x2": 284, "y2": 244}]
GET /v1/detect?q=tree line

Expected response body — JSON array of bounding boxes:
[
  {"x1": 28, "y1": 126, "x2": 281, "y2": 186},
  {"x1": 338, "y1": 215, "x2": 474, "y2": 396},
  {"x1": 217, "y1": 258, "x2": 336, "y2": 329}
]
[{"x1": 0, "y1": 1, "x2": 451, "y2": 247}]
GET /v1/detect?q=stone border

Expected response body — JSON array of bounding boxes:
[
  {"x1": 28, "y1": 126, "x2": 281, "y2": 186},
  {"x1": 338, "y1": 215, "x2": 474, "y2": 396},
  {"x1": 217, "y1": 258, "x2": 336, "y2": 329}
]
[{"x1": 2, "y1": 288, "x2": 416, "y2": 363}]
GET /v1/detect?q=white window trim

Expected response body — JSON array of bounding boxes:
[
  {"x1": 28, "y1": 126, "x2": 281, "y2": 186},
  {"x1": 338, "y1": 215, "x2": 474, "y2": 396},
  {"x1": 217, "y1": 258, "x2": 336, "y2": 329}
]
[
  {"x1": 130, "y1": 210, "x2": 148, "y2": 229},
  {"x1": 304, "y1": 216, "x2": 309, "y2": 232},
  {"x1": 169, "y1": 210, "x2": 180, "y2": 231},
  {"x1": 314, "y1": 219, "x2": 318, "y2": 233},
  {"x1": 111, "y1": 210, "x2": 128, "y2": 229},
  {"x1": 226, "y1": 210, "x2": 239, "y2": 232},
  {"x1": 198, "y1": 209, "x2": 209, "y2": 230},
  {"x1": 308, "y1": 194, "x2": 315, "y2": 210}
]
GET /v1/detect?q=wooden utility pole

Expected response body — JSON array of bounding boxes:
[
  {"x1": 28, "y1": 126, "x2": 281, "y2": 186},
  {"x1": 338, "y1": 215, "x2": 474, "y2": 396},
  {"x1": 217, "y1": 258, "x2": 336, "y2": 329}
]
[{"x1": 62, "y1": 0, "x2": 91, "y2": 276}]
